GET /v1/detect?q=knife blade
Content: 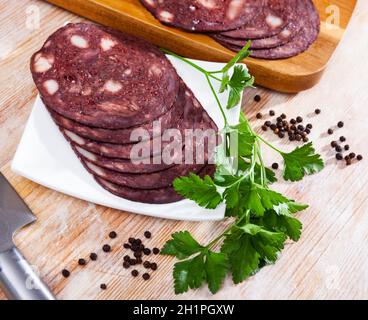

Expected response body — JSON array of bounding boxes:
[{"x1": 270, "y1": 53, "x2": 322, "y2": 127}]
[{"x1": 0, "y1": 172, "x2": 55, "y2": 300}]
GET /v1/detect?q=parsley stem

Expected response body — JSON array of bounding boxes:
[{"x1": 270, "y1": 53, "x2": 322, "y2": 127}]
[
  {"x1": 206, "y1": 225, "x2": 232, "y2": 250},
  {"x1": 256, "y1": 134, "x2": 283, "y2": 154},
  {"x1": 160, "y1": 48, "x2": 222, "y2": 81},
  {"x1": 205, "y1": 74, "x2": 229, "y2": 126}
]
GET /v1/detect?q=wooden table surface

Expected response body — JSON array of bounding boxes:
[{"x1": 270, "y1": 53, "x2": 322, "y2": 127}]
[{"x1": 1, "y1": 0, "x2": 367, "y2": 300}]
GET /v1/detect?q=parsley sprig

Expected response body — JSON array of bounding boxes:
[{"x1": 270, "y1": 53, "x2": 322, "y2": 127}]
[{"x1": 161, "y1": 45, "x2": 324, "y2": 294}]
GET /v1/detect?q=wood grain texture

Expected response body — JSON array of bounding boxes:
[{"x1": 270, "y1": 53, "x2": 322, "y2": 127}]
[
  {"x1": 43, "y1": 0, "x2": 357, "y2": 93},
  {"x1": 0, "y1": 0, "x2": 368, "y2": 300}
]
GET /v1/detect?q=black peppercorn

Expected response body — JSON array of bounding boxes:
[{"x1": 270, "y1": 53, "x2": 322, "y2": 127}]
[
  {"x1": 280, "y1": 113, "x2": 286, "y2": 119},
  {"x1": 339, "y1": 136, "x2": 346, "y2": 142},
  {"x1": 290, "y1": 118, "x2": 296, "y2": 125},
  {"x1": 150, "y1": 263, "x2": 158, "y2": 271},
  {"x1": 306, "y1": 124, "x2": 313, "y2": 129},
  {"x1": 123, "y1": 255, "x2": 131, "y2": 262},
  {"x1": 128, "y1": 238, "x2": 135, "y2": 244},
  {"x1": 315, "y1": 109, "x2": 321, "y2": 114},
  {"x1": 336, "y1": 153, "x2": 343, "y2": 160},
  {"x1": 270, "y1": 124, "x2": 277, "y2": 130},
  {"x1": 256, "y1": 113, "x2": 262, "y2": 119},
  {"x1": 134, "y1": 251, "x2": 142, "y2": 258},
  {"x1": 62, "y1": 269, "x2": 70, "y2": 278},
  {"x1": 296, "y1": 116, "x2": 303, "y2": 123},
  {"x1": 272, "y1": 163, "x2": 279, "y2": 170},
  {"x1": 143, "y1": 273, "x2": 150, "y2": 281},
  {"x1": 337, "y1": 121, "x2": 344, "y2": 128},
  {"x1": 143, "y1": 261, "x2": 151, "y2": 269},
  {"x1": 303, "y1": 137, "x2": 309, "y2": 143},
  {"x1": 344, "y1": 145, "x2": 350, "y2": 151},
  {"x1": 90, "y1": 253, "x2": 98, "y2": 261},
  {"x1": 131, "y1": 270, "x2": 139, "y2": 277},
  {"x1": 331, "y1": 141, "x2": 338, "y2": 148},
  {"x1": 78, "y1": 258, "x2": 86, "y2": 266},
  {"x1": 152, "y1": 248, "x2": 160, "y2": 255},
  {"x1": 265, "y1": 121, "x2": 271, "y2": 127},
  {"x1": 100, "y1": 284, "x2": 107, "y2": 290},
  {"x1": 143, "y1": 248, "x2": 151, "y2": 255},
  {"x1": 349, "y1": 153, "x2": 356, "y2": 159},
  {"x1": 295, "y1": 134, "x2": 302, "y2": 141},
  {"x1": 335, "y1": 146, "x2": 342, "y2": 152},
  {"x1": 328, "y1": 129, "x2": 333, "y2": 135},
  {"x1": 254, "y1": 95, "x2": 261, "y2": 102},
  {"x1": 261, "y1": 125, "x2": 267, "y2": 131},
  {"x1": 109, "y1": 231, "x2": 117, "y2": 239},
  {"x1": 123, "y1": 261, "x2": 130, "y2": 269},
  {"x1": 357, "y1": 155, "x2": 363, "y2": 161},
  {"x1": 269, "y1": 110, "x2": 275, "y2": 116},
  {"x1": 102, "y1": 244, "x2": 111, "y2": 253},
  {"x1": 123, "y1": 243, "x2": 131, "y2": 249}
]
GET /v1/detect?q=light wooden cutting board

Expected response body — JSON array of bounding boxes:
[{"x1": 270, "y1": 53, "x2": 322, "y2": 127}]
[{"x1": 44, "y1": 0, "x2": 357, "y2": 93}]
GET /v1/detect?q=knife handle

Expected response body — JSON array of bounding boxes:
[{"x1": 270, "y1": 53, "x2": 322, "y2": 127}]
[{"x1": 0, "y1": 247, "x2": 56, "y2": 300}]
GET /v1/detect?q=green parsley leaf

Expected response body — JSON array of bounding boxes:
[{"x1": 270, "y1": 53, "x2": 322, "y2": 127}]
[
  {"x1": 226, "y1": 65, "x2": 255, "y2": 109},
  {"x1": 161, "y1": 231, "x2": 204, "y2": 259},
  {"x1": 222, "y1": 41, "x2": 251, "y2": 73},
  {"x1": 172, "y1": 250, "x2": 229, "y2": 294},
  {"x1": 173, "y1": 173, "x2": 222, "y2": 209},
  {"x1": 239, "y1": 182, "x2": 289, "y2": 216},
  {"x1": 173, "y1": 255, "x2": 206, "y2": 294},
  {"x1": 205, "y1": 251, "x2": 229, "y2": 294},
  {"x1": 282, "y1": 142, "x2": 324, "y2": 181},
  {"x1": 222, "y1": 224, "x2": 286, "y2": 283}
]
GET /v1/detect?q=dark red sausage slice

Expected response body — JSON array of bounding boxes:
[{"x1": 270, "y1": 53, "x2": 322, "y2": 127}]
[
  {"x1": 140, "y1": 0, "x2": 255, "y2": 32},
  {"x1": 94, "y1": 165, "x2": 216, "y2": 204},
  {"x1": 31, "y1": 23, "x2": 179, "y2": 129}
]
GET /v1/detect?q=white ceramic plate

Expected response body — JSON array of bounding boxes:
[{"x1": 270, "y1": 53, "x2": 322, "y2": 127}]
[{"x1": 12, "y1": 57, "x2": 242, "y2": 221}]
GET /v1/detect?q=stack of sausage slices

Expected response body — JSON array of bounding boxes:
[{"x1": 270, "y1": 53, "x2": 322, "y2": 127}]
[
  {"x1": 140, "y1": 0, "x2": 320, "y2": 60},
  {"x1": 30, "y1": 23, "x2": 217, "y2": 204}
]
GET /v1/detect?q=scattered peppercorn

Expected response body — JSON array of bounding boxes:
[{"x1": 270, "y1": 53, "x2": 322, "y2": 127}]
[
  {"x1": 306, "y1": 124, "x2": 313, "y2": 129},
  {"x1": 297, "y1": 125, "x2": 304, "y2": 131},
  {"x1": 123, "y1": 243, "x2": 131, "y2": 249},
  {"x1": 100, "y1": 284, "x2": 107, "y2": 290},
  {"x1": 150, "y1": 263, "x2": 158, "y2": 271},
  {"x1": 143, "y1": 261, "x2": 151, "y2": 269},
  {"x1": 328, "y1": 129, "x2": 333, "y2": 135},
  {"x1": 123, "y1": 261, "x2": 130, "y2": 269},
  {"x1": 295, "y1": 134, "x2": 302, "y2": 141},
  {"x1": 128, "y1": 238, "x2": 135, "y2": 244},
  {"x1": 315, "y1": 109, "x2": 321, "y2": 114},
  {"x1": 109, "y1": 231, "x2": 117, "y2": 239},
  {"x1": 102, "y1": 244, "x2": 111, "y2": 253},
  {"x1": 331, "y1": 141, "x2": 338, "y2": 148},
  {"x1": 90, "y1": 253, "x2": 98, "y2": 261},
  {"x1": 62, "y1": 269, "x2": 70, "y2": 278},
  {"x1": 339, "y1": 136, "x2": 346, "y2": 142},
  {"x1": 269, "y1": 110, "x2": 275, "y2": 116},
  {"x1": 337, "y1": 121, "x2": 344, "y2": 128},
  {"x1": 271, "y1": 163, "x2": 279, "y2": 170},
  {"x1": 344, "y1": 145, "x2": 350, "y2": 151},
  {"x1": 131, "y1": 270, "x2": 139, "y2": 277},
  {"x1": 261, "y1": 125, "x2": 267, "y2": 131},
  {"x1": 143, "y1": 248, "x2": 151, "y2": 255},
  {"x1": 144, "y1": 231, "x2": 152, "y2": 239},
  {"x1": 346, "y1": 158, "x2": 352, "y2": 166},
  {"x1": 357, "y1": 155, "x2": 363, "y2": 161},
  {"x1": 290, "y1": 118, "x2": 296, "y2": 125},
  {"x1": 152, "y1": 248, "x2": 160, "y2": 255},
  {"x1": 134, "y1": 239, "x2": 142, "y2": 245},
  {"x1": 335, "y1": 146, "x2": 342, "y2": 152},
  {"x1": 142, "y1": 273, "x2": 150, "y2": 281},
  {"x1": 134, "y1": 251, "x2": 142, "y2": 258},
  {"x1": 278, "y1": 132, "x2": 285, "y2": 139},
  {"x1": 265, "y1": 121, "x2": 271, "y2": 127},
  {"x1": 254, "y1": 95, "x2": 261, "y2": 102},
  {"x1": 349, "y1": 153, "x2": 356, "y2": 159},
  {"x1": 78, "y1": 258, "x2": 87, "y2": 266},
  {"x1": 280, "y1": 113, "x2": 286, "y2": 119},
  {"x1": 303, "y1": 137, "x2": 309, "y2": 143},
  {"x1": 296, "y1": 116, "x2": 303, "y2": 123},
  {"x1": 336, "y1": 153, "x2": 343, "y2": 160},
  {"x1": 256, "y1": 113, "x2": 262, "y2": 119},
  {"x1": 123, "y1": 255, "x2": 131, "y2": 262},
  {"x1": 130, "y1": 259, "x2": 137, "y2": 266}
]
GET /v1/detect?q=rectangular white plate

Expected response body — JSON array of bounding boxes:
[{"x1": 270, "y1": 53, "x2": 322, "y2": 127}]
[{"x1": 12, "y1": 57, "x2": 241, "y2": 221}]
